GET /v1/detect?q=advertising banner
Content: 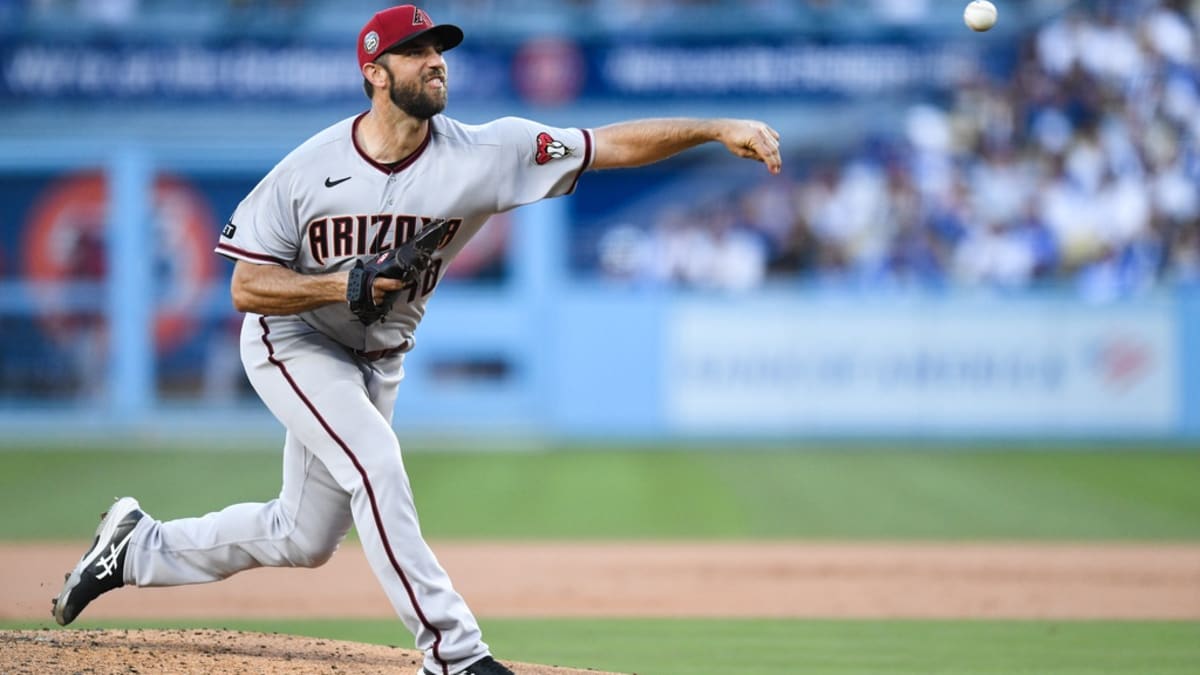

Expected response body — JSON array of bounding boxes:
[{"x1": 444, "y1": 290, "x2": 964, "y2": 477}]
[
  {"x1": 667, "y1": 300, "x2": 1179, "y2": 435},
  {"x1": 0, "y1": 38, "x2": 999, "y2": 105}
]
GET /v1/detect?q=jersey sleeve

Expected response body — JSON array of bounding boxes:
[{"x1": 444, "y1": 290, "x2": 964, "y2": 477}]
[
  {"x1": 493, "y1": 117, "x2": 593, "y2": 212},
  {"x1": 214, "y1": 165, "x2": 300, "y2": 266}
]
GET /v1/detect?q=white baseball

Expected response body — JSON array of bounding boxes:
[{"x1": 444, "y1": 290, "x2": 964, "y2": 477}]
[{"x1": 963, "y1": 0, "x2": 997, "y2": 32}]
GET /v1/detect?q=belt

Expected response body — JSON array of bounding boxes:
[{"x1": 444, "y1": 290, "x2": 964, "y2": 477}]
[{"x1": 353, "y1": 345, "x2": 407, "y2": 362}]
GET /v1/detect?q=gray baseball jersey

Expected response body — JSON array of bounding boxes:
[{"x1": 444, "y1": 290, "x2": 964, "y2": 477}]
[
  {"x1": 120, "y1": 113, "x2": 594, "y2": 675},
  {"x1": 216, "y1": 112, "x2": 593, "y2": 352}
]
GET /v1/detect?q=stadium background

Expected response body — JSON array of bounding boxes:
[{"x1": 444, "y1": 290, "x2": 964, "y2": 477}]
[{"x1": 0, "y1": 1, "x2": 1198, "y2": 674}]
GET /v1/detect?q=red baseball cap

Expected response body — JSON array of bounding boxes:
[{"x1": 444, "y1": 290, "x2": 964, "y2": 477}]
[{"x1": 357, "y1": 5, "x2": 464, "y2": 69}]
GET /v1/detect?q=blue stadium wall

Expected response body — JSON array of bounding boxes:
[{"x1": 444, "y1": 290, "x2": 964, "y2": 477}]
[
  {"x1": 1, "y1": 10, "x2": 1196, "y2": 443},
  {"x1": 0, "y1": 156, "x2": 1196, "y2": 442}
]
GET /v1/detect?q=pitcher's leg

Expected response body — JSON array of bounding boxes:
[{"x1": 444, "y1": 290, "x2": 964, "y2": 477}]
[
  {"x1": 344, "y1": 437, "x2": 486, "y2": 674},
  {"x1": 247, "y1": 318, "x2": 486, "y2": 673},
  {"x1": 362, "y1": 355, "x2": 488, "y2": 674},
  {"x1": 125, "y1": 432, "x2": 353, "y2": 587},
  {"x1": 272, "y1": 377, "x2": 487, "y2": 673}
]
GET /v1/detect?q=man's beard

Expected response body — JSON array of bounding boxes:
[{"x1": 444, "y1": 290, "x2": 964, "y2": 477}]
[{"x1": 387, "y1": 72, "x2": 447, "y2": 120}]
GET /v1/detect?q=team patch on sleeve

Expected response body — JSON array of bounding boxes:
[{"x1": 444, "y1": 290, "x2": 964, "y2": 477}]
[
  {"x1": 535, "y1": 132, "x2": 572, "y2": 165},
  {"x1": 222, "y1": 221, "x2": 237, "y2": 238}
]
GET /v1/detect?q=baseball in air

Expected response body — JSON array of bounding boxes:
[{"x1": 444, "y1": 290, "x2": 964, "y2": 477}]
[{"x1": 963, "y1": 1, "x2": 997, "y2": 32}]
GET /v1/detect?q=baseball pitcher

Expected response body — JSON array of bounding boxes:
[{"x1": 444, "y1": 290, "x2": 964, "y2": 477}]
[{"x1": 52, "y1": 5, "x2": 781, "y2": 675}]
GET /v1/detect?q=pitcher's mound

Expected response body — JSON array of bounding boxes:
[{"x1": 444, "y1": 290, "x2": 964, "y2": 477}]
[{"x1": 0, "y1": 629, "x2": 625, "y2": 675}]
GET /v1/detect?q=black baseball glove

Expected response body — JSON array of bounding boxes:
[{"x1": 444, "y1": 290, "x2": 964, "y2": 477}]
[{"x1": 346, "y1": 218, "x2": 449, "y2": 325}]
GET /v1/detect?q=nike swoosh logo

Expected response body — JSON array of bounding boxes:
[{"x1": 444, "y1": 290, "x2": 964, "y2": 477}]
[{"x1": 325, "y1": 176, "x2": 351, "y2": 188}]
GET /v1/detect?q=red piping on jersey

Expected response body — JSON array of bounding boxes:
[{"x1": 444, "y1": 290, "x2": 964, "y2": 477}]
[
  {"x1": 566, "y1": 128, "x2": 593, "y2": 195},
  {"x1": 352, "y1": 112, "x2": 434, "y2": 175},
  {"x1": 257, "y1": 316, "x2": 449, "y2": 675},
  {"x1": 215, "y1": 243, "x2": 287, "y2": 266}
]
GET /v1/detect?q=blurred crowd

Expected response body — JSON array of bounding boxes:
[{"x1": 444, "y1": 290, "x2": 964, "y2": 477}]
[
  {"x1": 6, "y1": 0, "x2": 1199, "y2": 300},
  {"x1": 597, "y1": 1, "x2": 1200, "y2": 299},
  {"x1": 3, "y1": 0, "x2": 1009, "y2": 35}
]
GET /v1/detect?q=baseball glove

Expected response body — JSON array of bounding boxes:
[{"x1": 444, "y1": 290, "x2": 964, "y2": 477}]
[{"x1": 346, "y1": 218, "x2": 449, "y2": 325}]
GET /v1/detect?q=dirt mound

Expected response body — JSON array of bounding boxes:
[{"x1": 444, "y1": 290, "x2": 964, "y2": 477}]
[{"x1": 0, "y1": 629, "x2": 625, "y2": 675}]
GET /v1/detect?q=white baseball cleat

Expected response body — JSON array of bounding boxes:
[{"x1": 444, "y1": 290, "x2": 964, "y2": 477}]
[{"x1": 51, "y1": 496, "x2": 145, "y2": 626}]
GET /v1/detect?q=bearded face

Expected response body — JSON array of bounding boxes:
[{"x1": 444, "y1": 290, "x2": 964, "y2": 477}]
[{"x1": 385, "y1": 63, "x2": 447, "y2": 120}]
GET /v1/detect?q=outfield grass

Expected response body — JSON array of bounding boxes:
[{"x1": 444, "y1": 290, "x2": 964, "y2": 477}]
[
  {"x1": 0, "y1": 445, "x2": 1197, "y2": 540},
  {"x1": 4, "y1": 618, "x2": 1199, "y2": 675}
]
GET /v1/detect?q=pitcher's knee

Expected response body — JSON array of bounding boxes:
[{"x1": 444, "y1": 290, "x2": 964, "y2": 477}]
[
  {"x1": 284, "y1": 535, "x2": 340, "y2": 568},
  {"x1": 264, "y1": 498, "x2": 347, "y2": 568}
]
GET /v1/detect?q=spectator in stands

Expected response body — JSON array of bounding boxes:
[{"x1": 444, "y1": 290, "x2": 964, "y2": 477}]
[{"x1": 592, "y1": 0, "x2": 1197, "y2": 299}]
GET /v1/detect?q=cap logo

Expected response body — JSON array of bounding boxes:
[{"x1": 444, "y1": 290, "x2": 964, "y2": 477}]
[
  {"x1": 364, "y1": 30, "x2": 380, "y2": 55},
  {"x1": 413, "y1": 8, "x2": 429, "y2": 25}
]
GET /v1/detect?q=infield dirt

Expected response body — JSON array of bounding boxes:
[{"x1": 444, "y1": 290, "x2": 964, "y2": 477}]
[
  {"x1": 0, "y1": 628, "x2": 624, "y2": 674},
  {"x1": 3, "y1": 541, "x2": 1198, "y2": 673}
]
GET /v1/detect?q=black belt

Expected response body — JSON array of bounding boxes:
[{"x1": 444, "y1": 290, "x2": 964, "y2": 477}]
[{"x1": 354, "y1": 345, "x2": 406, "y2": 362}]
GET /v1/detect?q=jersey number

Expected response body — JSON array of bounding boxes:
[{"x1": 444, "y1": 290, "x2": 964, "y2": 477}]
[{"x1": 404, "y1": 258, "x2": 443, "y2": 303}]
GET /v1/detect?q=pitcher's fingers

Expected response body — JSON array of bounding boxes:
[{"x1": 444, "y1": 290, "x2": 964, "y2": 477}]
[
  {"x1": 374, "y1": 278, "x2": 408, "y2": 292},
  {"x1": 756, "y1": 132, "x2": 782, "y2": 173},
  {"x1": 764, "y1": 148, "x2": 782, "y2": 174}
]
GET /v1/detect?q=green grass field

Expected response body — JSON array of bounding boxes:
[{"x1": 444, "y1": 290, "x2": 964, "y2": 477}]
[
  {"x1": 2, "y1": 444, "x2": 1198, "y2": 673},
  {"x1": 1, "y1": 445, "x2": 1198, "y2": 540}
]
